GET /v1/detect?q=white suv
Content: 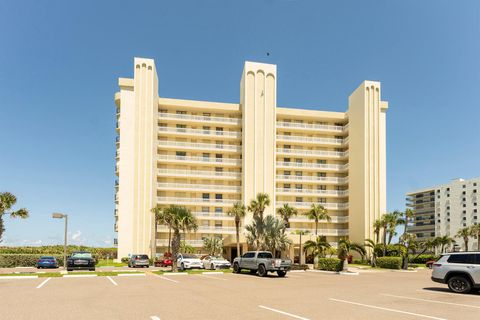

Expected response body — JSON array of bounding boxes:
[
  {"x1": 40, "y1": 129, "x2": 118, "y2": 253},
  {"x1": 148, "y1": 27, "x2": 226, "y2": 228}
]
[{"x1": 431, "y1": 252, "x2": 480, "y2": 293}]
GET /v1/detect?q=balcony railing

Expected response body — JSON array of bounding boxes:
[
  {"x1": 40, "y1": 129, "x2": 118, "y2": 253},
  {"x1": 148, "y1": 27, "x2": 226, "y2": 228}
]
[
  {"x1": 158, "y1": 126, "x2": 241, "y2": 139},
  {"x1": 157, "y1": 225, "x2": 236, "y2": 234},
  {"x1": 192, "y1": 212, "x2": 235, "y2": 220},
  {"x1": 157, "y1": 197, "x2": 238, "y2": 206},
  {"x1": 277, "y1": 135, "x2": 344, "y2": 145},
  {"x1": 286, "y1": 228, "x2": 349, "y2": 236},
  {"x1": 156, "y1": 239, "x2": 204, "y2": 246},
  {"x1": 158, "y1": 140, "x2": 241, "y2": 152},
  {"x1": 276, "y1": 148, "x2": 347, "y2": 158},
  {"x1": 277, "y1": 161, "x2": 348, "y2": 171},
  {"x1": 158, "y1": 155, "x2": 241, "y2": 166},
  {"x1": 289, "y1": 215, "x2": 349, "y2": 223},
  {"x1": 157, "y1": 169, "x2": 241, "y2": 179},
  {"x1": 276, "y1": 188, "x2": 348, "y2": 196},
  {"x1": 276, "y1": 121, "x2": 346, "y2": 132},
  {"x1": 158, "y1": 112, "x2": 241, "y2": 125},
  {"x1": 157, "y1": 183, "x2": 241, "y2": 192},
  {"x1": 276, "y1": 175, "x2": 348, "y2": 184},
  {"x1": 276, "y1": 201, "x2": 349, "y2": 210}
]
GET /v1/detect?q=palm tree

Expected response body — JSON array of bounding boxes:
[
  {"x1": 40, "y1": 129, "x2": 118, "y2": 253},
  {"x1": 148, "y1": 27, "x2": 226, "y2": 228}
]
[
  {"x1": 400, "y1": 209, "x2": 414, "y2": 241},
  {"x1": 373, "y1": 219, "x2": 382, "y2": 244},
  {"x1": 291, "y1": 230, "x2": 309, "y2": 264},
  {"x1": 152, "y1": 206, "x2": 173, "y2": 254},
  {"x1": 306, "y1": 203, "x2": 331, "y2": 236},
  {"x1": 387, "y1": 210, "x2": 404, "y2": 245},
  {"x1": 0, "y1": 192, "x2": 29, "y2": 242},
  {"x1": 247, "y1": 193, "x2": 270, "y2": 220},
  {"x1": 245, "y1": 216, "x2": 266, "y2": 251},
  {"x1": 456, "y1": 227, "x2": 471, "y2": 252},
  {"x1": 471, "y1": 224, "x2": 480, "y2": 251},
  {"x1": 304, "y1": 235, "x2": 331, "y2": 259},
  {"x1": 364, "y1": 238, "x2": 382, "y2": 267},
  {"x1": 338, "y1": 239, "x2": 366, "y2": 271},
  {"x1": 277, "y1": 203, "x2": 297, "y2": 229},
  {"x1": 227, "y1": 202, "x2": 246, "y2": 258},
  {"x1": 264, "y1": 216, "x2": 292, "y2": 257},
  {"x1": 412, "y1": 237, "x2": 439, "y2": 261},
  {"x1": 400, "y1": 233, "x2": 416, "y2": 269},
  {"x1": 180, "y1": 241, "x2": 195, "y2": 254},
  {"x1": 203, "y1": 237, "x2": 223, "y2": 256},
  {"x1": 437, "y1": 235, "x2": 455, "y2": 253},
  {"x1": 161, "y1": 205, "x2": 198, "y2": 271}
]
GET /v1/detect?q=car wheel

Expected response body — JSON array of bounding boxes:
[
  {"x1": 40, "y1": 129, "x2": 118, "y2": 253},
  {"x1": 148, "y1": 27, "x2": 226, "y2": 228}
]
[
  {"x1": 258, "y1": 265, "x2": 267, "y2": 277},
  {"x1": 146, "y1": 265, "x2": 149, "y2": 268},
  {"x1": 448, "y1": 276, "x2": 472, "y2": 294},
  {"x1": 233, "y1": 263, "x2": 240, "y2": 273},
  {"x1": 180, "y1": 263, "x2": 185, "y2": 271},
  {"x1": 277, "y1": 270, "x2": 287, "y2": 277},
  {"x1": 67, "y1": 268, "x2": 72, "y2": 272},
  {"x1": 211, "y1": 264, "x2": 215, "y2": 270}
]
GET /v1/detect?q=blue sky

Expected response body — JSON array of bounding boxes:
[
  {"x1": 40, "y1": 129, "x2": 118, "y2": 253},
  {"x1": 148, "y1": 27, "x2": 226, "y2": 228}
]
[{"x1": 1, "y1": 1, "x2": 479, "y2": 246}]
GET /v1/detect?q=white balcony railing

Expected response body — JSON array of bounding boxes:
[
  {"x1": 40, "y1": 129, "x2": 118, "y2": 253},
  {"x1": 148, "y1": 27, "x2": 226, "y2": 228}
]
[
  {"x1": 276, "y1": 121, "x2": 346, "y2": 132},
  {"x1": 277, "y1": 161, "x2": 348, "y2": 171},
  {"x1": 157, "y1": 183, "x2": 241, "y2": 193},
  {"x1": 156, "y1": 239, "x2": 204, "y2": 247},
  {"x1": 158, "y1": 155, "x2": 241, "y2": 166},
  {"x1": 157, "y1": 225, "x2": 236, "y2": 234},
  {"x1": 277, "y1": 135, "x2": 345, "y2": 145},
  {"x1": 158, "y1": 126, "x2": 241, "y2": 139},
  {"x1": 158, "y1": 140, "x2": 241, "y2": 152},
  {"x1": 157, "y1": 197, "x2": 238, "y2": 206},
  {"x1": 287, "y1": 228, "x2": 349, "y2": 236},
  {"x1": 276, "y1": 188, "x2": 348, "y2": 197},
  {"x1": 157, "y1": 169, "x2": 241, "y2": 179},
  {"x1": 276, "y1": 148, "x2": 347, "y2": 158},
  {"x1": 289, "y1": 215, "x2": 349, "y2": 223},
  {"x1": 158, "y1": 112, "x2": 241, "y2": 125},
  {"x1": 193, "y1": 212, "x2": 235, "y2": 220},
  {"x1": 276, "y1": 175, "x2": 348, "y2": 184},
  {"x1": 276, "y1": 201, "x2": 349, "y2": 210}
]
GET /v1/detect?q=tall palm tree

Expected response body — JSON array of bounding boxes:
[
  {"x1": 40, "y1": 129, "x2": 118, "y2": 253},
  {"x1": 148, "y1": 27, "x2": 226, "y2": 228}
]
[
  {"x1": 203, "y1": 237, "x2": 224, "y2": 256},
  {"x1": 245, "y1": 216, "x2": 266, "y2": 251},
  {"x1": 400, "y1": 233, "x2": 416, "y2": 269},
  {"x1": 373, "y1": 219, "x2": 382, "y2": 244},
  {"x1": 227, "y1": 202, "x2": 246, "y2": 258},
  {"x1": 364, "y1": 238, "x2": 382, "y2": 267},
  {"x1": 387, "y1": 210, "x2": 404, "y2": 245},
  {"x1": 292, "y1": 230, "x2": 309, "y2": 264},
  {"x1": 412, "y1": 237, "x2": 439, "y2": 261},
  {"x1": 401, "y1": 209, "x2": 414, "y2": 241},
  {"x1": 306, "y1": 203, "x2": 331, "y2": 236},
  {"x1": 304, "y1": 235, "x2": 331, "y2": 259},
  {"x1": 264, "y1": 216, "x2": 292, "y2": 257},
  {"x1": 470, "y1": 224, "x2": 480, "y2": 251},
  {"x1": 161, "y1": 205, "x2": 198, "y2": 271},
  {"x1": 0, "y1": 192, "x2": 29, "y2": 242},
  {"x1": 437, "y1": 235, "x2": 455, "y2": 253},
  {"x1": 338, "y1": 239, "x2": 366, "y2": 271},
  {"x1": 277, "y1": 203, "x2": 297, "y2": 229},
  {"x1": 152, "y1": 206, "x2": 173, "y2": 254},
  {"x1": 456, "y1": 227, "x2": 471, "y2": 252},
  {"x1": 247, "y1": 193, "x2": 270, "y2": 220}
]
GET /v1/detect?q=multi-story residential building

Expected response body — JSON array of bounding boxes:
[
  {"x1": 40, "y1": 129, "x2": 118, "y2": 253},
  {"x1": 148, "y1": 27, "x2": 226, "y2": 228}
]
[
  {"x1": 114, "y1": 57, "x2": 388, "y2": 260},
  {"x1": 407, "y1": 177, "x2": 480, "y2": 250}
]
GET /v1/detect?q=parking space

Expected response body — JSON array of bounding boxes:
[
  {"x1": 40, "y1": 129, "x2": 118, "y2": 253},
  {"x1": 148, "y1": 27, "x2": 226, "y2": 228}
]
[{"x1": 1, "y1": 269, "x2": 479, "y2": 319}]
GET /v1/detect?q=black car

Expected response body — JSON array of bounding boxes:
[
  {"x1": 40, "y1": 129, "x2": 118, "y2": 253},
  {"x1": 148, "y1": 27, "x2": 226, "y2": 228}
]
[{"x1": 67, "y1": 252, "x2": 96, "y2": 271}]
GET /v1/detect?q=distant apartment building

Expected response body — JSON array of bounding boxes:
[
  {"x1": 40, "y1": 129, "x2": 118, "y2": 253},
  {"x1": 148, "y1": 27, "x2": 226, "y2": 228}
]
[
  {"x1": 114, "y1": 57, "x2": 389, "y2": 260},
  {"x1": 407, "y1": 177, "x2": 480, "y2": 250}
]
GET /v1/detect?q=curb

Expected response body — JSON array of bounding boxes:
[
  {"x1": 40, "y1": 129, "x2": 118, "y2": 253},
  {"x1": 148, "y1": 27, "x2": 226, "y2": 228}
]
[
  {"x1": 118, "y1": 273, "x2": 145, "y2": 277},
  {"x1": 162, "y1": 272, "x2": 189, "y2": 276},
  {"x1": 290, "y1": 270, "x2": 306, "y2": 273},
  {"x1": 64, "y1": 274, "x2": 97, "y2": 278},
  {"x1": 0, "y1": 275, "x2": 39, "y2": 279},
  {"x1": 202, "y1": 272, "x2": 224, "y2": 275}
]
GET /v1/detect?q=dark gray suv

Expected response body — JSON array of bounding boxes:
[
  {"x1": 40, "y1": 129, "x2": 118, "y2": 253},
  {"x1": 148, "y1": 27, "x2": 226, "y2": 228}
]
[{"x1": 431, "y1": 252, "x2": 480, "y2": 293}]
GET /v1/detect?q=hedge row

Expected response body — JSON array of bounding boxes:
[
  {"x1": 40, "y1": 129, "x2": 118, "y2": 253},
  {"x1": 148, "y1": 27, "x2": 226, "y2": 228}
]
[
  {"x1": 0, "y1": 254, "x2": 66, "y2": 267},
  {"x1": 376, "y1": 257, "x2": 402, "y2": 269},
  {"x1": 0, "y1": 246, "x2": 117, "y2": 259},
  {"x1": 316, "y1": 258, "x2": 343, "y2": 272},
  {"x1": 409, "y1": 254, "x2": 439, "y2": 264}
]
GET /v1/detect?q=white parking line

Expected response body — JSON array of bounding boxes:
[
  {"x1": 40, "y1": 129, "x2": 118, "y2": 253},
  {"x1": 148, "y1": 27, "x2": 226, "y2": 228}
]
[
  {"x1": 382, "y1": 293, "x2": 480, "y2": 309},
  {"x1": 153, "y1": 274, "x2": 179, "y2": 283},
  {"x1": 0, "y1": 276, "x2": 38, "y2": 279},
  {"x1": 258, "y1": 305, "x2": 310, "y2": 320},
  {"x1": 329, "y1": 298, "x2": 447, "y2": 320},
  {"x1": 150, "y1": 316, "x2": 161, "y2": 320},
  {"x1": 118, "y1": 273, "x2": 145, "y2": 277},
  {"x1": 36, "y1": 277, "x2": 51, "y2": 289},
  {"x1": 417, "y1": 289, "x2": 480, "y2": 298},
  {"x1": 107, "y1": 276, "x2": 118, "y2": 286},
  {"x1": 200, "y1": 274, "x2": 227, "y2": 281}
]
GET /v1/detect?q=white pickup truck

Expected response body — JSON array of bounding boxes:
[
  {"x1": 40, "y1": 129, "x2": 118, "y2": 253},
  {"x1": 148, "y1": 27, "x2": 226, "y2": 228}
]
[{"x1": 232, "y1": 251, "x2": 292, "y2": 277}]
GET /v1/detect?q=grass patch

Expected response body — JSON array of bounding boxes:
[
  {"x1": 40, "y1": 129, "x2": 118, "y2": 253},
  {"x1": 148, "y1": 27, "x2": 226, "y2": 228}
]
[{"x1": 96, "y1": 259, "x2": 127, "y2": 267}]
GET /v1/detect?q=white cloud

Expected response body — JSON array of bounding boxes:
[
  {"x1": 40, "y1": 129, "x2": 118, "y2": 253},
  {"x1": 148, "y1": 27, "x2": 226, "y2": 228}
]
[{"x1": 71, "y1": 231, "x2": 82, "y2": 241}]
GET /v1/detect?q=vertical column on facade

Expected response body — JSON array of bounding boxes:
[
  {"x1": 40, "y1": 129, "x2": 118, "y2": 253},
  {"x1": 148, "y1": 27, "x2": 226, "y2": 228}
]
[
  {"x1": 347, "y1": 81, "x2": 388, "y2": 244},
  {"x1": 132, "y1": 58, "x2": 159, "y2": 258},
  {"x1": 240, "y1": 62, "x2": 277, "y2": 224}
]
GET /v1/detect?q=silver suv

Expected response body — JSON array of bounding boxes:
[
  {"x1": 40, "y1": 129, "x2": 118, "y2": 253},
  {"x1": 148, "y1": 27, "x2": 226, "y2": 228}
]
[{"x1": 431, "y1": 252, "x2": 480, "y2": 293}]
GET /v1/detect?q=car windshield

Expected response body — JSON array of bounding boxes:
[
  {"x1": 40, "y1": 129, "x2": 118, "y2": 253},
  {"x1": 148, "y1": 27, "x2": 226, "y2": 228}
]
[
  {"x1": 71, "y1": 252, "x2": 92, "y2": 258},
  {"x1": 137, "y1": 255, "x2": 148, "y2": 259},
  {"x1": 211, "y1": 256, "x2": 225, "y2": 260},
  {"x1": 182, "y1": 254, "x2": 197, "y2": 259},
  {"x1": 40, "y1": 256, "x2": 55, "y2": 260}
]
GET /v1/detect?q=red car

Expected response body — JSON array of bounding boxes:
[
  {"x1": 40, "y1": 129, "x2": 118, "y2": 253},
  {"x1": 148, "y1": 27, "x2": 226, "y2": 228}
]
[{"x1": 154, "y1": 258, "x2": 172, "y2": 267}]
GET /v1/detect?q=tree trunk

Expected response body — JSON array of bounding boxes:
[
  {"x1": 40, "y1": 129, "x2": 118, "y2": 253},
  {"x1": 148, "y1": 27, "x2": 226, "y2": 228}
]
[
  {"x1": 315, "y1": 220, "x2": 318, "y2": 236},
  {"x1": 382, "y1": 227, "x2": 387, "y2": 256},
  {"x1": 465, "y1": 238, "x2": 469, "y2": 252},
  {"x1": 167, "y1": 227, "x2": 172, "y2": 254},
  {"x1": 235, "y1": 220, "x2": 240, "y2": 259},
  {"x1": 171, "y1": 229, "x2": 180, "y2": 272},
  {"x1": 299, "y1": 233, "x2": 303, "y2": 265},
  {"x1": 478, "y1": 233, "x2": 480, "y2": 251}
]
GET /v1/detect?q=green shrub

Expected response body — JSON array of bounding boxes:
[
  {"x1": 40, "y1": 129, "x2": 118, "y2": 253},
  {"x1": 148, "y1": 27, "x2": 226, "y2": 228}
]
[
  {"x1": 0, "y1": 254, "x2": 65, "y2": 267},
  {"x1": 0, "y1": 246, "x2": 117, "y2": 259},
  {"x1": 290, "y1": 264, "x2": 309, "y2": 271},
  {"x1": 316, "y1": 258, "x2": 343, "y2": 272},
  {"x1": 376, "y1": 257, "x2": 402, "y2": 269},
  {"x1": 121, "y1": 257, "x2": 130, "y2": 263},
  {"x1": 352, "y1": 259, "x2": 370, "y2": 265},
  {"x1": 409, "y1": 254, "x2": 439, "y2": 264}
]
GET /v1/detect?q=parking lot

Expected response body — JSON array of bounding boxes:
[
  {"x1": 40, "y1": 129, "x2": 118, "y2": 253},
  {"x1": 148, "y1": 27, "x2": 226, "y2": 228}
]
[{"x1": 1, "y1": 268, "x2": 479, "y2": 320}]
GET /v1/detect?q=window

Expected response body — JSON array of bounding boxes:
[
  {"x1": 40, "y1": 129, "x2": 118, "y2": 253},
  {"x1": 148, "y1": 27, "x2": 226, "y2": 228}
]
[
  {"x1": 176, "y1": 110, "x2": 187, "y2": 114},
  {"x1": 215, "y1": 222, "x2": 222, "y2": 228},
  {"x1": 202, "y1": 193, "x2": 210, "y2": 200},
  {"x1": 176, "y1": 151, "x2": 186, "y2": 157},
  {"x1": 447, "y1": 188, "x2": 450, "y2": 191},
  {"x1": 463, "y1": 191, "x2": 466, "y2": 195},
  {"x1": 317, "y1": 159, "x2": 327, "y2": 164},
  {"x1": 284, "y1": 158, "x2": 291, "y2": 163},
  {"x1": 317, "y1": 172, "x2": 326, "y2": 177},
  {"x1": 216, "y1": 127, "x2": 223, "y2": 133},
  {"x1": 176, "y1": 124, "x2": 186, "y2": 132},
  {"x1": 215, "y1": 167, "x2": 223, "y2": 173},
  {"x1": 257, "y1": 252, "x2": 273, "y2": 259},
  {"x1": 447, "y1": 254, "x2": 477, "y2": 264},
  {"x1": 295, "y1": 158, "x2": 303, "y2": 164},
  {"x1": 215, "y1": 194, "x2": 222, "y2": 200},
  {"x1": 202, "y1": 153, "x2": 210, "y2": 159},
  {"x1": 203, "y1": 113, "x2": 211, "y2": 117},
  {"x1": 215, "y1": 154, "x2": 222, "y2": 159},
  {"x1": 463, "y1": 185, "x2": 466, "y2": 188},
  {"x1": 284, "y1": 171, "x2": 291, "y2": 176},
  {"x1": 284, "y1": 145, "x2": 291, "y2": 149},
  {"x1": 242, "y1": 252, "x2": 255, "y2": 258},
  {"x1": 296, "y1": 197, "x2": 303, "y2": 203},
  {"x1": 284, "y1": 184, "x2": 291, "y2": 189},
  {"x1": 295, "y1": 184, "x2": 302, "y2": 190},
  {"x1": 318, "y1": 185, "x2": 327, "y2": 190},
  {"x1": 318, "y1": 198, "x2": 326, "y2": 203},
  {"x1": 295, "y1": 171, "x2": 302, "y2": 176},
  {"x1": 215, "y1": 207, "x2": 222, "y2": 215}
]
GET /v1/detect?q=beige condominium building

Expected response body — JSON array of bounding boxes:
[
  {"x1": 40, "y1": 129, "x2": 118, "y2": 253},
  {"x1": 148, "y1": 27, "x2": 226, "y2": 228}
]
[
  {"x1": 407, "y1": 177, "x2": 479, "y2": 251},
  {"x1": 114, "y1": 57, "x2": 388, "y2": 260}
]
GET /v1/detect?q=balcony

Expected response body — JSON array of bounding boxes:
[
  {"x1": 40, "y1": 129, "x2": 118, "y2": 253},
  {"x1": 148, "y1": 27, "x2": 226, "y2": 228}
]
[
  {"x1": 158, "y1": 126, "x2": 241, "y2": 139},
  {"x1": 158, "y1": 112, "x2": 241, "y2": 125},
  {"x1": 277, "y1": 135, "x2": 345, "y2": 146},
  {"x1": 276, "y1": 188, "x2": 348, "y2": 197},
  {"x1": 157, "y1": 225, "x2": 236, "y2": 234},
  {"x1": 276, "y1": 175, "x2": 348, "y2": 184},
  {"x1": 286, "y1": 228, "x2": 349, "y2": 236},
  {"x1": 276, "y1": 161, "x2": 348, "y2": 171},
  {"x1": 276, "y1": 201, "x2": 349, "y2": 210},
  {"x1": 276, "y1": 121, "x2": 346, "y2": 133},
  {"x1": 289, "y1": 215, "x2": 348, "y2": 223},
  {"x1": 156, "y1": 239, "x2": 204, "y2": 247},
  {"x1": 193, "y1": 212, "x2": 235, "y2": 220},
  {"x1": 157, "y1": 197, "x2": 238, "y2": 207},
  {"x1": 276, "y1": 148, "x2": 347, "y2": 159},
  {"x1": 158, "y1": 140, "x2": 241, "y2": 153},
  {"x1": 157, "y1": 183, "x2": 240, "y2": 193},
  {"x1": 158, "y1": 155, "x2": 241, "y2": 166},
  {"x1": 157, "y1": 169, "x2": 241, "y2": 180}
]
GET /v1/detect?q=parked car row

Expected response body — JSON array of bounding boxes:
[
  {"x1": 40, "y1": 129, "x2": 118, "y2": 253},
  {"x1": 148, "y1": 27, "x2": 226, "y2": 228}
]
[{"x1": 36, "y1": 251, "x2": 96, "y2": 271}]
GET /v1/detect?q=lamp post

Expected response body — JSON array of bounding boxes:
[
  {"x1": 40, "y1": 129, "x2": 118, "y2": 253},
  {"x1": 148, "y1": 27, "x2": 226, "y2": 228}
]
[{"x1": 52, "y1": 213, "x2": 68, "y2": 269}]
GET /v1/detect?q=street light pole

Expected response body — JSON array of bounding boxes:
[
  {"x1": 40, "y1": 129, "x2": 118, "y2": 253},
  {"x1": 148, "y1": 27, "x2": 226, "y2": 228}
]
[{"x1": 53, "y1": 213, "x2": 68, "y2": 269}]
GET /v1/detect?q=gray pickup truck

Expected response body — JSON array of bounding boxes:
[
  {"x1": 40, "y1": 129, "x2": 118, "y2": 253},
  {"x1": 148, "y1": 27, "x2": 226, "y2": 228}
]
[{"x1": 232, "y1": 251, "x2": 292, "y2": 277}]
